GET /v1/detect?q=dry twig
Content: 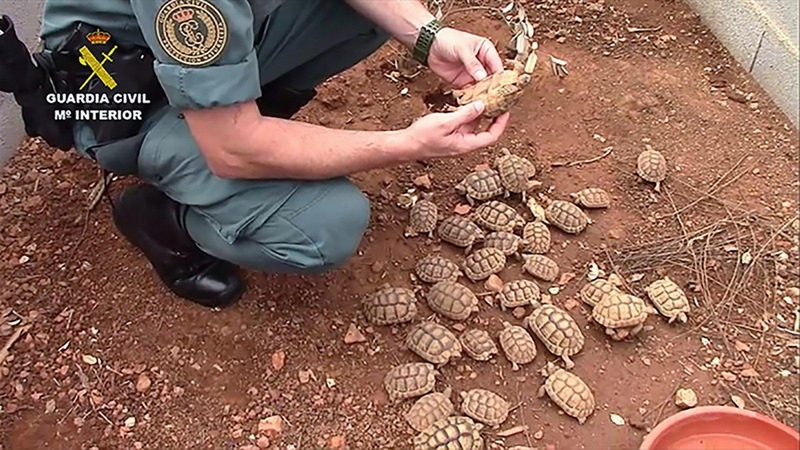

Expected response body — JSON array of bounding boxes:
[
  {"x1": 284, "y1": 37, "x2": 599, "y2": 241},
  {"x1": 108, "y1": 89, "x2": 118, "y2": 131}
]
[
  {"x1": 552, "y1": 146, "x2": 613, "y2": 168},
  {"x1": 0, "y1": 324, "x2": 31, "y2": 365}
]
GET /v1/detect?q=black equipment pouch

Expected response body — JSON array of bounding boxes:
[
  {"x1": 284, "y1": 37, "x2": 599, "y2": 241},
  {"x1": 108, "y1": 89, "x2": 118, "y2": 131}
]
[
  {"x1": 0, "y1": 15, "x2": 74, "y2": 150},
  {"x1": 50, "y1": 22, "x2": 165, "y2": 146}
]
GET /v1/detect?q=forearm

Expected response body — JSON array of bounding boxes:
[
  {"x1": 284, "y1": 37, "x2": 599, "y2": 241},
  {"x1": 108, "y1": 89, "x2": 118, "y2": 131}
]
[
  {"x1": 343, "y1": 0, "x2": 434, "y2": 47},
  {"x1": 186, "y1": 103, "x2": 414, "y2": 180}
]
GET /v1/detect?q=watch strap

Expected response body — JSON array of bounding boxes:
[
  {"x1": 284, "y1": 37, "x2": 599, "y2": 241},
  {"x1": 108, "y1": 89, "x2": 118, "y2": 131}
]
[{"x1": 412, "y1": 19, "x2": 443, "y2": 65}]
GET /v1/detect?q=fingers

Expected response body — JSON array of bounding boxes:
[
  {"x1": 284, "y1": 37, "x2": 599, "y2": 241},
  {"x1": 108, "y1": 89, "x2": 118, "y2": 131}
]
[
  {"x1": 456, "y1": 112, "x2": 510, "y2": 151},
  {"x1": 443, "y1": 101, "x2": 486, "y2": 130},
  {"x1": 458, "y1": 48, "x2": 489, "y2": 82},
  {"x1": 476, "y1": 38, "x2": 504, "y2": 75}
]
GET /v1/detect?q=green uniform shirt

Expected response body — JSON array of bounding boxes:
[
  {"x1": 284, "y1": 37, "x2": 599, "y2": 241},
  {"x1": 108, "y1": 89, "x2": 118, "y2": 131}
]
[{"x1": 41, "y1": 0, "x2": 283, "y2": 110}]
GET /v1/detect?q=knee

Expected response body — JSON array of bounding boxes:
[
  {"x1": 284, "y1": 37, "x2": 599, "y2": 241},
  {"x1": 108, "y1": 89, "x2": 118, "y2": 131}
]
[{"x1": 312, "y1": 181, "x2": 370, "y2": 269}]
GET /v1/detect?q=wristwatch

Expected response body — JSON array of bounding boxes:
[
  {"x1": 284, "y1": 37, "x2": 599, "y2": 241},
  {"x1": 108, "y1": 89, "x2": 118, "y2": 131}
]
[{"x1": 412, "y1": 19, "x2": 444, "y2": 65}]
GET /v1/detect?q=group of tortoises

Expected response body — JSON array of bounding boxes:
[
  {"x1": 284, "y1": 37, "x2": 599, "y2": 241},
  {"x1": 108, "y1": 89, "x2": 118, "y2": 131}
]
[{"x1": 360, "y1": 147, "x2": 682, "y2": 449}]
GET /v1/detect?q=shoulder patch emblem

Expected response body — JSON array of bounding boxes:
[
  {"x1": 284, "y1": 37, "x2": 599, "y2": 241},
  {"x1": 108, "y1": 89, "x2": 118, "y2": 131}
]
[{"x1": 155, "y1": 0, "x2": 228, "y2": 66}]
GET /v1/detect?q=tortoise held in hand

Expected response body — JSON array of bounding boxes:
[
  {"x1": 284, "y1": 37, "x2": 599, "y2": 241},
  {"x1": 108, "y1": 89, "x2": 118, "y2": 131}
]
[{"x1": 450, "y1": 55, "x2": 537, "y2": 118}]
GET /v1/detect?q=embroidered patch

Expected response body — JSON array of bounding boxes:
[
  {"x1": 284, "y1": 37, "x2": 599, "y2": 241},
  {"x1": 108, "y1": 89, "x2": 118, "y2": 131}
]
[{"x1": 155, "y1": 0, "x2": 228, "y2": 66}]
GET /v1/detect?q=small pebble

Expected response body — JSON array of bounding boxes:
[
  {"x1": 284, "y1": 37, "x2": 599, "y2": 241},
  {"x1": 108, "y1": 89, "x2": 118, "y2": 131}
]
[
  {"x1": 135, "y1": 374, "x2": 152, "y2": 393},
  {"x1": 534, "y1": 430, "x2": 544, "y2": 440},
  {"x1": 512, "y1": 307, "x2": 527, "y2": 319}
]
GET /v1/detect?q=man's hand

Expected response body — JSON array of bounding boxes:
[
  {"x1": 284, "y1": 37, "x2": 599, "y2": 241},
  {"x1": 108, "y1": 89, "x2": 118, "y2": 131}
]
[
  {"x1": 401, "y1": 101, "x2": 509, "y2": 160},
  {"x1": 428, "y1": 28, "x2": 504, "y2": 88}
]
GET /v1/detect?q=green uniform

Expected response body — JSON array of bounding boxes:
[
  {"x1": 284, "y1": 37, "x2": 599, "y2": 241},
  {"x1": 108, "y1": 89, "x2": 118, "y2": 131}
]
[{"x1": 41, "y1": 0, "x2": 387, "y2": 273}]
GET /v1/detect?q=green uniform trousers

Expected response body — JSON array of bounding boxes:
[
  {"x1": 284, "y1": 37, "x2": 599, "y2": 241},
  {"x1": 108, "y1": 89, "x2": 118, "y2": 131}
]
[{"x1": 51, "y1": 0, "x2": 388, "y2": 273}]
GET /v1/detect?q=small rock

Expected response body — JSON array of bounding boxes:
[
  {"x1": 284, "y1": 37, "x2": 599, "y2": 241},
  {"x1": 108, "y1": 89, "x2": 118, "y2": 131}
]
[
  {"x1": 299, "y1": 370, "x2": 313, "y2": 384},
  {"x1": 370, "y1": 261, "x2": 384, "y2": 273},
  {"x1": 484, "y1": 275, "x2": 504, "y2": 293},
  {"x1": 675, "y1": 388, "x2": 698, "y2": 409},
  {"x1": 256, "y1": 436, "x2": 271, "y2": 449},
  {"x1": 726, "y1": 88, "x2": 748, "y2": 104},
  {"x1": 454, "y1": 204, "x2": 471, "y2": 215},
  {"x1": 82, "y1": 354, "x2": 98, "y2": 365},
  {"x1": 134, "y1": 442, "x2": 143, "y2": 450},
  {"x1": 258, "y1": 416, "x2": 284, "y2": 437},
  {"x1": 45, "y1": 399, "x2": 56, "y2": 414},
  {"x1": 629, "y1": 416, "x2": 648, "y2": 431},
  {"x1": 534, "y1": 429, "x2": 544, "y2": 440},
  {"x1": 329, "y1": 436, "x2": 346, "y2": 449},
  {"x1": 740, "y1": 368, "x2": 759, "y2": 378},
  {"x1": 343, "y1": 324, "x2": 367, "y2": 344},
  {"x1": 608, "y1": 229, "x2": 624, "y2": 240},
  {"x1": 413, "y1": 174, "x2": 432, "y2": 190},
  {"x1": 731, "y1": 394, "x2": 745, "y2": 409},
  {"x1": 548, "y1": 286, "x2": 560, "y2": 295},
  {"x1": 512, "y1": 307, "x2": 527, "y2": 319},
  {"x1": 610, "y1": 413, "x2": 625, "y2": 426},
  {"x1": 721, "y1": 371, "x2": 737, "y2": 382},
  {"x1": 271, "y1": 351, "x2": 285, "y2": 371},
  {"x1": 124, "y1": 417, "x2": 136, "y2": 428},
  {"x1": 135, "y1": 374, "x2": 152, "y2": 393},
  {"x1": 734, "y1": 341, "x2": 750, "y2": 353},
  {"x1": 451, "y1": 323, "x2": 467, "y2": 332},
  {"x1": 563, "y1": 298, "x2": 579, "y2": 310},
  {"x1": 240, "y1": 446, "x2": 259, "y2": 450},
  {"x1": 51, "y1": 150, "x2": 69, "y2": 162}
]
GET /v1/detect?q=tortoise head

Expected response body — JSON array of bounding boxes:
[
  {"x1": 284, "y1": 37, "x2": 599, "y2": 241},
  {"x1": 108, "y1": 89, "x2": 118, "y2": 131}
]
[
  {"x1": 455, "y1": 181, "x2": 466, "y2": 194},
  {"x1": 541, "y1": 361, "x2": 559, "y2": 377}
]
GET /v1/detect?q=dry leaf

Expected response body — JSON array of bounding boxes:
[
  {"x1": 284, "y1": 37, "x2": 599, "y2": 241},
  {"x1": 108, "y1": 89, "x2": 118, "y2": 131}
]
[
  {"x1": 740, "y1": 368, "x2": 759, "y2": 378},
  {"x1": 501, "y1": 1, "x2": 514, "y2": 14},
  {"x1": 721, "y1": 371, "x2": 737, "y2": 382},
  {"x1": 731, "y1": 394, "x2": 745, "y2": 409},
  {"x1": 548, "y1": 286, "x2": 560, "y2": 295},
  {"x1": 413, "y1": 174, "x2": 432, "y2": 190},
  {"x1": 563, "y1": 298, "x2": 579, "y2": 310},
  {"x1": 610, "y1": 413, "x2": 625, "y2": 426},
  {"x1": 558, "y1": 272, "x2": 577, "y2": 286},
  {"x1": 587, "y1": 262, "x2": 600, "y2": 281},
  {"x1": 629, "y1": 273, "x2": 645, "y2": 282},
  {"x1": 484, "y1": 275, "x2": 504, "y2": 293},
  {"x1": 454, "y1": 204, "x2": 472, "y2": 215}
]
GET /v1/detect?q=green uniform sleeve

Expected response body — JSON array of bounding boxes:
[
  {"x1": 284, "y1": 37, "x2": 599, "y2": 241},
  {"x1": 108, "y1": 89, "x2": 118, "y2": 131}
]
[{"x1": 130, "y1": 0, "x2": 261, "y2": 110}]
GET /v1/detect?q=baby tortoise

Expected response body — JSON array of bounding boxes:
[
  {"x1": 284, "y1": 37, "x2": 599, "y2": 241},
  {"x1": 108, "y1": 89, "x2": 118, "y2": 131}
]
[
  {"x1": 427, "y1": 281, "x2": 480, "y2": 321},
  {"x1": 406, "y1": 388, "x2": 455, "y2": 433},
  {"x1": 463, "y1": 247, "x2": 507, "y2": 281},
  {"x1": 592, "y1": 293, "x2": 655, "y2": 340},
  {"x1": 545, "y1": 200, "x2": 590, "y2": 234},
  {"x1": 407, "y1": 193, "x2": 439, "y2": 237},
  {"x1": 451, "y1": 57, "x2": 533, "y2": 118},
  {"x1": 522, "y1": 254, "x2": 559, "y2": 282},
  {"x1": 570, "y1": 188, "x2": 611, "y2": 209},
  {"x1": 413, "y1": 416, "x2": 484, "y2": 450},
  {"x1": 455, "y1": 169, "x2": 506, "y2": 205},
  {"x1": 538, "y1": 362, "x2": 595, "y2": 424},
  {"x1": 522, "y1": 221, "x2": 551, "y2": 254},
  {"x1": 460, "y1": 389, "x2": 510, "y2": 428},
  {"x1": 637, "y1": 147, "x2": 667, "y2": 192},
  {"x1": 459, "y1": 329, "x2": 498, "y2": 362},
  {"x1": 483, "y1": 231, "x2": 527, "y2": 259},
  {"x1": 494, "y1": 148, "x2": 538, "y2": 201},
  {"x1": 384, "y1": 362, "x2": 438, "y2": 403},
  {"x1": 415, "y1": 255, "x2": 463, "y2": 284},
  {"x1": 527, "y1": 305, "x2": 584, "y2": 369},
  {"x1": 579, "y1": 279, "x2": 621, "y2": 307},
  {"x1": 472, "y1": 200, "x2": 525, "y2": 232},
  {"x1": 646, "y1": 276, "x2": 690, "y2": 324},
  {"x1": 363, "y1": 285, "x2": 418, "y2": 325},
  {"x1": 406, "y1": 322, "x2": 462, "y2": 367},
  {"x1": 438, "y1": 216, "x2": 485, "y2": 253},
  {"x1": 496, "y1": 279, "x2": 541, "y2": 311},
  {"x1": 498, "y1": 321, "x2": 537, "y2": 370}
]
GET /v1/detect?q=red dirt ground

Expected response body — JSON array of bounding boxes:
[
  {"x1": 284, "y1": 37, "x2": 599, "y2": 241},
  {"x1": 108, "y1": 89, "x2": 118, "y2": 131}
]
[{"x1": 1, "y1": 0, "x2": 798, "y2": 449}]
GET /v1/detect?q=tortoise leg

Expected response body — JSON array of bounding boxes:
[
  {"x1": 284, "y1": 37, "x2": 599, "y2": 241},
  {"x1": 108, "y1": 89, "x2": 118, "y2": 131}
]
[
  {"x1": 605, "y1": 327, "x2": 615, "y2": 336},
  {"x1": 511, "y1": 362, "x2": 520, "y2": 371},
  {"x1": 467, "y1": 196, "x2": 475, "y2": 206},
  {"x1": 562, "y1": 355, "x2": 575, "y2": 370},
  {"x1": 679, "y1": 313, "x2": 688, "y2": 324},
  {"x1": 614, "y1": 328, "x2": 630, "y2": 341},
  {"x1": 578, "y1": 417, "x2": 586, "y2": 425},
  {"x1": 521, "y1": 191, "x2": 527, "y2": 203},
  {"x1": 630, "y1": 323, "x2": 644, "y2": 336},
  {"x1": 655, "y1": 181, "x2": 661, "y2": 193},
  {"x1": 667, "y1": 315, "x2": 676, "y2": 325},
  {"x1": 537, "y1": 385, "x2": 547, "y2": 398},
  {"x1": 464, "y1": 244, "x2": 473, "y2": 254},
  {"x1": 428, "y1": 230, "x2": 434, "y2": 238}
]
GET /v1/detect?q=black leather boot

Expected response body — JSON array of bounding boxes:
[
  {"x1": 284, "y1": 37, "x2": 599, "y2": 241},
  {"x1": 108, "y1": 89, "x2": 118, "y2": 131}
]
[
  {"x1": 255, "y1": 84, "x2": 317, "y2": 119},
  {"x1": 111, "y1": 185, "x2": 244, "y2": 307}
]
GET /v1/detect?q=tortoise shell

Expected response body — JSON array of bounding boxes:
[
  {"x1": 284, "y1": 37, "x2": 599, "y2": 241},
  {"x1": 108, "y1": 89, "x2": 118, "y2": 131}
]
[
  {"x1": 538, "y1": 363, "x2": 595, "y2": 424},
  {"x1": 522, "y1": 255, "x2": 559, "y2": 282},
  {"x1": 497, "y1": 279, "x2": 541, "y2": 311},
  {"x1": 460, "y1": 389, "x2": 509, "y2": 428},
  {"x1": 408, "y1": 197, "x2": 439, "y2": 237},
  {"x1": 545, "y1": 200, "x2": 589, "y2": 234},
  {"x1": 455, "y1": 169, "x2": 505, "y2": 205},
  {"x1": 637, "y1": 148, "x2": 667, "y2": 191},
  {"x1": 522, "y1": 221, "x2": 551, "y2": 254},
  {"x1": 592, "y1": 293, "x2": 649, "y2": 328},
  {"x1": 415, "y1": 255, "x2": 463, "y2": 284},
  {"x1": 459, "y1": 329, "x2": 498, "y2": 361},
  {"x1": 494, "y1": 148, "x2": 536, "y2": 195},
  {"x1": 527, "y1": 305, "x2": 584, "y2": 369},
  {"x1": 483, "y1": 231, "x2": 525, "y2": 257},
  {"x1": 498, "y1": 322, "x2": 537, "y2": 369},
  {"x1": 384, "y1": 362, "x2": 438, "y2": 403},
  {"x1": 438, "y1": 216, "x2": 485, "y2": 251},
  {"x1": 646, "y1": 276, "x2": 690, "y2": 324},
  {"x1": 427, "y1": 282, "x2": 479, "y2": 321},
  {"x1": 452, "y1": 68, "x2": 531, "y2": 118},
  {"x1": 570, "y1": 188, "x2": 611, "y2": 209},
  {"x1": 405, "y1": 390, "x2": 455, "y2": 433},
  {"x1": 463, "y1": 247, "x2": 507, "y2": 281},
  {"x1": 473, "y1": 200, "x2": 525, "y2": 232},
  {"x1": 406, "y1": 322, "x2": 462, "y2": 366},
  {"x1": 579, "y1": 279, "x2": 620, "y2": 307},
  {"x1": 413, "y1": 416, "x2": 484, "y2": 450},
  {"x1": 363, "y1": 286, "x2": 418, "y2": 325}
]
